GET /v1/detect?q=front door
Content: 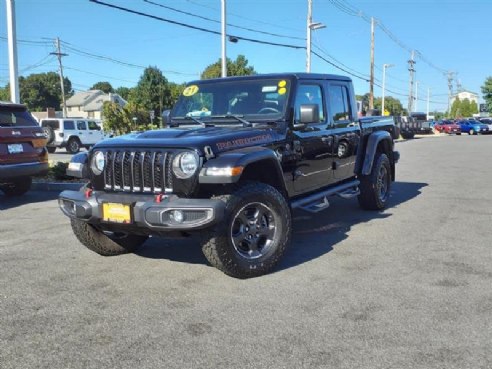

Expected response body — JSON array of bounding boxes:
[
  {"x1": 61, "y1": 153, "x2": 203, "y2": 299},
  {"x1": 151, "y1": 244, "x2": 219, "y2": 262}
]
[{"x1": 292, "y1": 82, "x2": 336, "y2": 193}]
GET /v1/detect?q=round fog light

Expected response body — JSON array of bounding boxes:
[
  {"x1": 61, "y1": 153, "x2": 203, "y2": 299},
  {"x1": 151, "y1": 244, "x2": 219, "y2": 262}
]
[{"x1": 171, "y1": 210, "x2": 184, "y2": 223}]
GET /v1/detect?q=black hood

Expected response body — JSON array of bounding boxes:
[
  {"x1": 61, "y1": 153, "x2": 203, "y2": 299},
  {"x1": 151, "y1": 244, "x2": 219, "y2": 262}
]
[{"x1": 94, "y1": 126, "x2": 281, "y2": 154}]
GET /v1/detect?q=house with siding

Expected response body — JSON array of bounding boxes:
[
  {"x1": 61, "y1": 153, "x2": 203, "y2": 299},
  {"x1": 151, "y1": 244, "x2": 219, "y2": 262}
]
[{"x1": 65, "y1": 90, "x2": 127, "y2": 119}]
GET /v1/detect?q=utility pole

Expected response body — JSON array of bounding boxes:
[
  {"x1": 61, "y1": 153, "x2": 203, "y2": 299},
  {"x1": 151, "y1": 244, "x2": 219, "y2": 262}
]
[
  {"x1": 221, "y1": 0, "x2": 227, "y2": 78},
  {"x1": 447, "y1": 71, "x2": 454, "y2": 116},
  {"x1": 50, "y1": 37, "x2": 68, "y2": 117},
  {"x1": 369, "y1": 17, "x2": 375, "y2": 110},
  {"x1": 6, "y1": 0, "x2": 20, "y2": 103},
  {"x1": 407, "y1": 50, "x2": 416, "y2": 114}
]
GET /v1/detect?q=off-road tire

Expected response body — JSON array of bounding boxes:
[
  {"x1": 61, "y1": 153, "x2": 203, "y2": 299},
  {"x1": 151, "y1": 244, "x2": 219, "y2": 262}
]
[
  {"x1": 70, "y1": 218, "x2": 148, "y2": 256},
  {"x1": 47, "y1": 146, "x2": 56, "y2": 154},
  {"x1": 67, "y1": 138, "x2": 81, "y2": 154},
  {"x1": 0, "y1": 176, "x2": 32, "y2": 196},
  {"x1": 201, "y1": 182, "x2": 291, "y2": 279},
  {"x1": 43, "y1": 126, "x2": 55, "y2": 144},
  {"x1": 358, "y1": 152, "x2": 391, "y2": 210}
]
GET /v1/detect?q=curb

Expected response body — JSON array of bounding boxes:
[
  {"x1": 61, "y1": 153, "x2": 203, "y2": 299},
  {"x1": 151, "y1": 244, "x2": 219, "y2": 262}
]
[{"x1": 32, "y1": 182, "x2": 85, "y2": 192}]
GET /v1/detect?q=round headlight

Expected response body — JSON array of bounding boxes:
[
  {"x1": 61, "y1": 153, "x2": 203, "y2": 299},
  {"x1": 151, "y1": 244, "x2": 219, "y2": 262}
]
[
  {"x1": 91, "y1": 151, "x2": 105, "y2": 175},
  {"x1": 172, "y1": 151, "x2": 199, "y2": 179}
]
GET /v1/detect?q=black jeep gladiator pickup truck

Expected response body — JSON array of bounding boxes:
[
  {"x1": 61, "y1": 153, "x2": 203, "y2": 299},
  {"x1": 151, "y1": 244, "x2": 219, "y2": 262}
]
[{"x1": 59, "y1": 73, "x2": 399, "y2": 278}]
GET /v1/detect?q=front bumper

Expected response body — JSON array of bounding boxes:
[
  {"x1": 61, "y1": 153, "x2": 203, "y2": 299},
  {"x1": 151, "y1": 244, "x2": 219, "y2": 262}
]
[
  {"x1": 0, "y1": 162, "x2": 49, "y2": 180},
  {"x1": 58, "y1": 190, "x2": 225, "y2": 232}
]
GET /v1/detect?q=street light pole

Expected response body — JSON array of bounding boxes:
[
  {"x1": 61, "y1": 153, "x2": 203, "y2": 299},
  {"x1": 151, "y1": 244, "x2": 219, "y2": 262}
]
[
  {"x1": 221, "y1": 0, "x2": 227, "y2": 78},
  {"x1": 381, "y1": 63, "x2": 394, "y2": 116},
  {"x1": 6, "y1": 0, "x2": 20, "y2": 103},
  {"x1": 306, "y1": 0, "x2": 325, "y2": 73}
]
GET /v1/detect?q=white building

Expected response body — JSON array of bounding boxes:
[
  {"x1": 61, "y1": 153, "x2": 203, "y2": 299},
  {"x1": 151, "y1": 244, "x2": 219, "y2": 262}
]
[
  {"x1": 64, "y1": 90, "x2": 127, "y2": 119},
  {"x1": 450, "y1": 90, "x2": 479, "y2": 105}
]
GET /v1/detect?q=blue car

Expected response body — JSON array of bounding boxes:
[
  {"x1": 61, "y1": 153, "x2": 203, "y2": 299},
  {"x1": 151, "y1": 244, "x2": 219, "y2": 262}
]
[{"x1": 457, "y1": 119, "x2": 489, "y2": 135}]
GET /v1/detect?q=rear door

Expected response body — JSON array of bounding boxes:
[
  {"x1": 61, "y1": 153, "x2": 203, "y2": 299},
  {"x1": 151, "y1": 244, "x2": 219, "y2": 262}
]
[{"x1": 326, "y1": 82, "x2": 360, "y2": 180}]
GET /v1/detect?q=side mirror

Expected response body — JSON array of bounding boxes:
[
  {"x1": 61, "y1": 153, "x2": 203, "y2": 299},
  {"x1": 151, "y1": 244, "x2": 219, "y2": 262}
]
[
  {"x1": 162, "y1": 110, "x2": 171, "y2": 127},
  {"x1": 300, "y1": 104, "x2": 320, "y2": 124}
]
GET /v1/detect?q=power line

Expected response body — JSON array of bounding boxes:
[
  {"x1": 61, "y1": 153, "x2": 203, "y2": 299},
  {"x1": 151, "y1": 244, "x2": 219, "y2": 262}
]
[
  {"x1": 143, "y1": 0, "x2": 305, "y2": 41},
  {"x1": 326, "y1": 0, "x2": 448, "y2": 75},
  {"x1": 184, "y1": 0, "x2": 303, "y2": 33},
  {"x1": 64, "y1": 65, "x2": 139, "y2": 84},
  {"x1": 89, "y1": 0, "x2": 305, "y2": 50}
]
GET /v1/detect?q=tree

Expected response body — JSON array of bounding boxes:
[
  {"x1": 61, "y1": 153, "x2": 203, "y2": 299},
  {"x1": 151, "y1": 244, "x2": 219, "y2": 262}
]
[
  {"x1": 11, "y1": 72, "x2": 73, "y2": 111},
  {"x1": 91, "y1": 81, "x2": 113, "y2": 93},
  {"x1": 129, "y1": 66, "x2": 172, "y2": 125},
  {"x1": 481, "y1": 76, "x2": 492, "y2": 113},
  {"x1": 461, "y1": 98, "x2": 471, "y2": 117},
  {"x1": 373, "y1": 96, "x2": 404, "y2": 116},
  {"x1": 102, "y1": 101, "x2": 157, "y2": 135},
  {"x1": 201, "y1": 55, "x2": 256, "y2": 79},
  {"x1": 115, "y1": 86, "x2": 132, "y2": 101},
  {"x1": 169, "y1": 82, "x2": 185, "y2": 106},
  {"x1": 450, "y1": 97, "x2": 460, "y2": 118}
]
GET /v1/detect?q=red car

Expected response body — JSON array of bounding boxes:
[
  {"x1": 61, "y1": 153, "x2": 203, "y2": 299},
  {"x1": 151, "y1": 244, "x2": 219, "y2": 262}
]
[{"x1": 434, "y1": 120, "x2": 461, "y2": 135}]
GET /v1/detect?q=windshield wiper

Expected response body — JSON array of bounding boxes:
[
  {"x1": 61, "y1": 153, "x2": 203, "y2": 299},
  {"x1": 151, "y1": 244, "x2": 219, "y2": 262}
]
[
  {"x1": 209, "y1": 114, "x2": 252, "y2": 127},
  {"x1": 171, "y1": 116, "x2": 206, "y2": 126}
]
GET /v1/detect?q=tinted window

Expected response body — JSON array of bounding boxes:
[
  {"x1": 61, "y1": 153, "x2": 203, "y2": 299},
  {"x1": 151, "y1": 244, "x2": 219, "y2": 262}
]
[
  {"x1": 64, "y1": 121, "x2": 75, "y2": 130},
  {"x1": 88, "y1": 121, "x2": 99, "y2": 130},
  {"x1": 327, "y1": 85, "x2": 351, "y2": 123},
  {"x1": 295, "y1": 84, "x2": 325, "y2": 122},
  {"x1": 41, "y1": 119, "x2": 60, "y2": 129},
  {"x1": 77, "y1": 121, "x2": 87, "y2": 130},
  {"x1": 0, "y1": 106, "x2": 38, "y2": 127}
]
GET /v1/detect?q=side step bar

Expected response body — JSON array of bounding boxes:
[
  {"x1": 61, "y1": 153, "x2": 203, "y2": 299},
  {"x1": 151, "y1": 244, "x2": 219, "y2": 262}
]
[{"x1": 291, "y1": 180, "x2": 360, "y2": 213}]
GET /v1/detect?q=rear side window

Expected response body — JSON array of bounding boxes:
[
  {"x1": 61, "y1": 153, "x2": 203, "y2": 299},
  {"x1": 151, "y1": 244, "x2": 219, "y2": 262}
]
[
  {"x1": 327, "y1": 85, "x2": 351, "y2": 124},
  {"x1": 64, "y1": 121, "x2": 75, "y2": 130},
  {"x1": 41, "y1": 119, "x2": 60, "y2": 130},
  {"x1": 0, "y1": 106, "x2": 38, "y2": 127}
]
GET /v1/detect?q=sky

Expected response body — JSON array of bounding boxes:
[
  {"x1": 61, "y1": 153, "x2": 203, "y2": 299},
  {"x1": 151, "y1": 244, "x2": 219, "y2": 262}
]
[{"x1": 1, "y1": 0, "x2": 491, "y2": 113}]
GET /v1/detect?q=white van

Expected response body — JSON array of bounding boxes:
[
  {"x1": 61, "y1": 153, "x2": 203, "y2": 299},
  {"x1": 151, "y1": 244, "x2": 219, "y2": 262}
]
[{"x1": 39, "y1": 118, "x2": 107, "y2": 154}]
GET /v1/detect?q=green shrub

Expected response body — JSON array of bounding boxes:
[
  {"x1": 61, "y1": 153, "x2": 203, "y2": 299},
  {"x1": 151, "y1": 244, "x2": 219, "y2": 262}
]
[{"x1": 50, "y1": 161, "x2": 70, "y2": 180}]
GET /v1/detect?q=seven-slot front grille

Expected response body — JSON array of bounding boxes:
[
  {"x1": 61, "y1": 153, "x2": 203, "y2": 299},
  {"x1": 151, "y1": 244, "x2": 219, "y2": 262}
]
[{"x1": 103, "y1": 150, "x2": 173, "y2": 193}]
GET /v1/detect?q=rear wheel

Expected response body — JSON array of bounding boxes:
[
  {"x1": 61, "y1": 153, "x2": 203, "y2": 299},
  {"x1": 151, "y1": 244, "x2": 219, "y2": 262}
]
[
  {"x1": 70, "y1": 218, "x2": 148, "y2": 256},
  {"x1": 201, "y1": 182, "x2": 291, "y2": 278},
  {"x1": 67, "y1": 138, "x2": 81, "y2": 154},
  {"x1": 0, "y1": 177, "x2": 32, "y2": 196},
  {"x1": 358, "y1": 153, "x2": 391, "y2": 210},
  {"x1": 469, "y1": 129, "x2": 474, "y2": 135}
]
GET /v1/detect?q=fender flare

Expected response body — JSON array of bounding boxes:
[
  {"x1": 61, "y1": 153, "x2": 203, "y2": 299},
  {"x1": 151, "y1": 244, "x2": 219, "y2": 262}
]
[
  {"x1": 199, "y1": 146, "x2": 286, "y2": 187},
  {"x1": 360, "y1": 131, "x2": 393, "y2": 176}
]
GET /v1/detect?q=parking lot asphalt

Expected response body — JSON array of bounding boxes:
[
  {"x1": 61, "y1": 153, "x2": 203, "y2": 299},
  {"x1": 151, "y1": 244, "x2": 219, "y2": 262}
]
[{"x1": 1, "y1": 134, "x2": 491, "y2": 369}]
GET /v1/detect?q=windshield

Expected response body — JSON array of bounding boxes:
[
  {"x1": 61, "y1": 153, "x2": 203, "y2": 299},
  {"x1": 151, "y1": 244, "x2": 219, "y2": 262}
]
[
  {"x1": 172, "y1": 78, "x2": 291, "y2": 122},
  {"x1": 0, "y1": 106, "x2": 39, "y2": 127}
]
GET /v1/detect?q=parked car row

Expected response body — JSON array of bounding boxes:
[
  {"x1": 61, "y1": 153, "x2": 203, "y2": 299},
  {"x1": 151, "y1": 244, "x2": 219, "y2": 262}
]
[{"x1": 434, "y1": 118, "x2": 490, "y2": 135}]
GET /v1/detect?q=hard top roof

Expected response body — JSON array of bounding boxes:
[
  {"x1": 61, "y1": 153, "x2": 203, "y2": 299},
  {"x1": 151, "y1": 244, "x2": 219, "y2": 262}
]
[{"x1": 188, "y1": 73, "x2": 352, "y2": 85}]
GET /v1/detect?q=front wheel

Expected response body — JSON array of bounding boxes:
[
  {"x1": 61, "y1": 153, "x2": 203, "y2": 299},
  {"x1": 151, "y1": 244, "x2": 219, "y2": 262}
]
[
  {"x1": 358, "y1": 153, "x2": 391, "y2": 210},
  {"x1": 47, "y1": 146, "x2": 56, "y2": 153},
  {"x1": 469, "y1": 129, "x2": 474, "y2": 135},
  {"x1": 201, "y1": 182, "x2": 291, "y2": 278},
  {"x1": 70, "y1": 219, "x2": 148, "y2": 256}
]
